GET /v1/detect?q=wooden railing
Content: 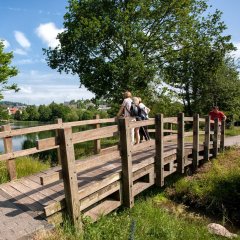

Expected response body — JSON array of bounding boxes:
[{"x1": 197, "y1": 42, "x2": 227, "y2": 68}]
[{"x1": 0, "y1": 113, "x2": 225, "y2": 228}]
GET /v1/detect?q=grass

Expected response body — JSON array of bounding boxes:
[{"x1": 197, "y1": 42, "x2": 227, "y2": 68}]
[
  {"x1": 166, "y1": 147, "x2": 240, "y2": 225},
  {"x1": 225, "y1": 126, "x2": 240, "y2": 136},
  {"x1": 36, "y1": 191, "x2": 235, "y2": 240},
  {"x1": 0, "y1": 157, "x2": 51, "y2": 184}
]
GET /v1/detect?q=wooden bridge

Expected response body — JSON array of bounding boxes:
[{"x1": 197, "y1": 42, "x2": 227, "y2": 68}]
[{"x1": 0, "y1": 113, "x2": 225, "y2": 230}]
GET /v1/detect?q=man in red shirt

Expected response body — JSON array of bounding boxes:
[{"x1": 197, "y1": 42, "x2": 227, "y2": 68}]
[
  {"x1": 209, "y1": 106, "x2": 226, "y2": 122},
  {"x1": 209, "y1": 106, "x2": 226, "y2": 141}
]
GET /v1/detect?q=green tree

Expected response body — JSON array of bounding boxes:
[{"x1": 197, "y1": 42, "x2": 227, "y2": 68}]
[
  {"x1": 0, "y1": 106, "x2": 9, "y2": 120},
  {"x1": 65, "y1": 110, "x2": 79, "y2": 122},
  {"x1": 162, "y1": 8, "x2": 237, "y2": 116},
  {"x1": 149, "y1": 89, "x2": 183, "y2": 117},
  {"x1": 14, "y1": 110, "x2": 21, "y2": 120},
  {"x1": 49, "y1": 102, "x2": 71, "y2": 121},
  {"x1": 38, "y1": 105, "x2": 52, "y2": 122},
  {"x1": 20, "y1": 109, "x2": 29, "y2": 121},
  {"x1": 44, "y1": 0, "x2": 208, "y2": 100},
  {"x1": 25, "y1": 105, "x2": 40, "y2": 121},
  {"x1": 0, "y1": 41, "x2": 18, "y2": 99}
]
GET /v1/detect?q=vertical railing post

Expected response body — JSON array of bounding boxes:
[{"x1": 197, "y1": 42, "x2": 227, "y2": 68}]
[
  {"x1": 55, "y1": 118, "x2": 63, "y2": 165},
  {"x1": 94, "y1": 114, "x2": 101, "y2": 154},
  {"x1": 2, "y1": 125, "x2": 17, "y2": 180},
  {"x1": 118, "y1": 117, "x2": 134, "y2": 208},
  {"x1": 192, "y1": 113, "x2": 199, "y2": 171},
  {"x1": 155, "y1": 114, "x2": 164, "y2": 187},
  {"x1": 177, "y1": 112, "x2": 185, "y2": 173},
  {"x1": 204, "y1": 115, "x2": 210, "y2": 162},
  {"x1": 58, "y1": 127, "x2": 82, "y2": 229},
  {"x1": 220, "y1": 118, "x2": 225, "y2": 152},
  {"x1": 213, "y1": 118, "x2": 219, "y2": 158}
]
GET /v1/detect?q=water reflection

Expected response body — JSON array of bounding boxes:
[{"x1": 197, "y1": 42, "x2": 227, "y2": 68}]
[{"x1": 0, "y1": 121, "x2": 53, "y2": 153}]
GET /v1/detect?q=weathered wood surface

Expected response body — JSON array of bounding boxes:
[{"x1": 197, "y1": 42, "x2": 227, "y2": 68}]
[
  {"x1": 0, "y1": 141, "x2": 209, "y2": 224},
  {"x1": 0, "y1": 114, "x2": 226, "y2": 229}
]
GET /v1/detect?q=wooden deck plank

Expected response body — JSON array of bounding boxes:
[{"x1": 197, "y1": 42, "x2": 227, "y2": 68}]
[
  {"x1": 0, "y1": 184, "x2": 43, "y2": 213},
  {"x1": 9, "y1": 181, "x2": 55, "y2": 207}
]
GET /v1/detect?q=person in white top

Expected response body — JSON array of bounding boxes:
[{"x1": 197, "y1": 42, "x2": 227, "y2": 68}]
[
  {"x1": 117, "y1": 91, "x2": 135, "y2": 144},
  {"x1": 138, "y1": 97, "x2": 150, "y2": 119},
  {"x1": 117, "y1": 91, "x2": 132, "y2": 117}
]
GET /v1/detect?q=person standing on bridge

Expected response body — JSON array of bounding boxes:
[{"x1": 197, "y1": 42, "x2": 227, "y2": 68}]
[
  {"x1": 209, "y1": 106, "x2": 226, "y2": 140},
  {"x1": 209, "y1": 106, "x2": 226, "y2": 123},
  {"x1": 117, "y1": 91, "x2": 135, "y2": 144},
  {"x1": 117, "y1": 91, "x2": 132, "y2": 118}
]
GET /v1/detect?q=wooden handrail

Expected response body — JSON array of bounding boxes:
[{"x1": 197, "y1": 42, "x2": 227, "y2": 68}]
[
  {"x1": 0, "y1": 123, "x2": 61, "y2": 138},
  {"x1": 163, "y1": 117, "x2": 177, "y2": 124},
  {"x1": 0, "y1": 118, "x2": 116, "y2": 139}
]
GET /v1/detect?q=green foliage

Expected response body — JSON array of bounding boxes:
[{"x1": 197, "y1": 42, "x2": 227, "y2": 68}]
[
  {"x1": 20, "y1": 109, "x2": 29, "y2": 120},
  {"x1": 42, "y1": 194, "x2": 229, "y2": 240},
  {"x1": 44, "y1": 0, "x2": 216, "y2": 101},
  {"x1": 225, "y1": 126, "x2": 240, "y2": 137},
  {"x1": 38, "y1": 105, "x2": 52, "y2": 121},
  {"x1": 14, "y1": 110, "x2": 21, "y2": 120},
  {"x1": 0, "y1": 157, "x2": 50, "y2": 184},
  {"x1": 25, "y1": 105, "x2": 40, "y2": 121},
  {"x1": 148, "y1": 89, "x2": 184, "y2": 117},
  {"x1": 0, "y1": 41, "x2": 18, "y2": 100},
  {"x1": 16, "y1": 157, "x2": 51, "y2": 178},
  {"x1": 0, "y1": 161, "x2": 9, "y2": 184},
  {"x1": 166, "y1": 148, "x2": 240, "y2": 224},
  {"x1": 0, "y1": 105, "x2": 9, "y2": 120},
  {"x1": 163, "y1": 7, "x2": 238, "y2": 116},
  {"x1": 13, "y1": 100, "x2": 110, "y2": 123}
]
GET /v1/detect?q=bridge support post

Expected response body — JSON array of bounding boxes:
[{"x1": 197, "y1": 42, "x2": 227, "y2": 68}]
[
  {"x1": 118, "y1": 117, "x2": 134, "y2": 208},
  {"x1": 55, "y1": 118, "x2": 63, "y2": 165},
  {"x1": 94, "y1": 114, "x2": 101, "y2": 154},
  {"x1": 58, "y1": 127, "x2": 82, "y2": 229},
  {"x1": 155, "y1": 114, "x2": 164, "y2": 187},
  {"x1": 2, "y1": 125, "x2": 17, "y2": 180},
  {"x1": 193, "y1": 114, "x2": 199, "y2": 171},
  {"x1": 177, "y1": 112, "x2": 185, "y2": 173},
  {"x1": 220, "y1": 119, "x2": 225, "y2": 152},
  {"x1": 204, "y1": 116, "x2": 210, "y2": 162},
  {"x1": 213, "y1": 118, "x2": 219, "y2": 158}
]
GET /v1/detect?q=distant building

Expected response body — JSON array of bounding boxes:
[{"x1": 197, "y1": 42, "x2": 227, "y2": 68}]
[
  {"x1": 7, "y1": 107, "x2": 21, "y2": 115},
  {"x1": 98, "y1": 104, "x2": 111, "y2": 111},
  {"x1": 64, "y1": 101, "x2": 78, "y2": 108}
]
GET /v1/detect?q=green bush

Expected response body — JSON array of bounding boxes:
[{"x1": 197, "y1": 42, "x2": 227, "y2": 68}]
[{"x1": 166, "y1": 148, "x2": 240, "y2": 224}]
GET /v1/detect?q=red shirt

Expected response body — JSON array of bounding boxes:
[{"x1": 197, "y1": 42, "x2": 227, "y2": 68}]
[{"x1": 209, "y1": 111, "x2": 225, "y2": 121}]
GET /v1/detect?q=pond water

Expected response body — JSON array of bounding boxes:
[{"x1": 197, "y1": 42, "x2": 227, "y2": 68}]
[{"x1": 0, "y1": 121, "x2": 53, "y2": 153}]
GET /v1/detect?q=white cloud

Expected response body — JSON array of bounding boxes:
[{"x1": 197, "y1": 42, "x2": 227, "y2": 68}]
[
  {"x1": 1, "y1": 39, "x2": 10, "y2": 48},
  {"x1": 36, "y1": 22, "x2": 64, "y2": 48},
  {"x1": 4, "y1": 84, "x2": 94, "y2": 105},
  {"x1": 14, "y1": 31, "x2": 31, "y2": 48},
  {"x1": 3, "y1": 70, "x2": 94, "y2": 105},
  {"x1": 14, "y1": 59, "x2": 34, "y2": 65},
  {"x1": 232, "y1": 42, "x2": 240, "y2": 59},
  {"x1": 14, "y1": 48, "x2": 27, "y2": 55}
]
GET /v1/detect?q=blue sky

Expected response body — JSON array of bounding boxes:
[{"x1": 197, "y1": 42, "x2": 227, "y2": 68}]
[{"x1": 1, "y1": 0, "x2": 240, "y2": 105}]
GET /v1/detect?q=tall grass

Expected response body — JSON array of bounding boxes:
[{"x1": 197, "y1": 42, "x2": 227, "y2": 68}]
[
  {"x1": 166, "y1": 147, "x2": 240, "y2": 225},
  {"x1": 37, "y1": 192, "x2": 234, "y2": 240},
  {"x1": 0, "y1": 157, "x2": 50, "y2": 184},
  {"x1": 225, "y1": 126, "x2": 240, "y2": 136}
]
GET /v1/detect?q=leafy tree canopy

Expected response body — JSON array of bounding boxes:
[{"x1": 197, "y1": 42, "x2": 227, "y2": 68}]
[
  {"x1": 44, "y1": 0, "x2": 213, "y2": 100},
  {"x1": 0, "y1": 41, "x2": 18, "y2": 100}
]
